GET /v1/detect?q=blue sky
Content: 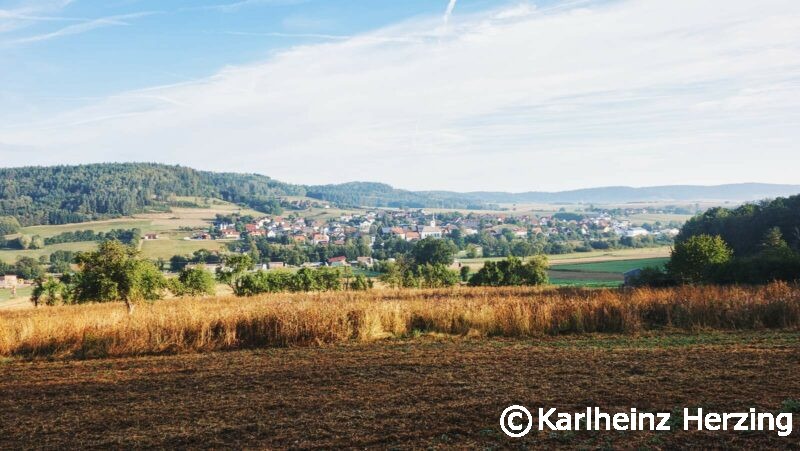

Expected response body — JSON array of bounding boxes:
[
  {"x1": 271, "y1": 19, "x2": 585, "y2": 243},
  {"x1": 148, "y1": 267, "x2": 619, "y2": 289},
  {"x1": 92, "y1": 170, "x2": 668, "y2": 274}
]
[
  {"x1": 0, "y1": 0, "x2": 496, "y2": 114},
  {"x1": 1, "y1": 0, "x2": 799, "y2": 191}
]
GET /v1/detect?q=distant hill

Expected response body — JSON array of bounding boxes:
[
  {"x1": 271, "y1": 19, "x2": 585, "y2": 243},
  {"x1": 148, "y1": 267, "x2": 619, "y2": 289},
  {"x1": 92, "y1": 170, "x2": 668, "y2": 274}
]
[
  {"x1": 454, "y1": 184, "x2": 800, "y2": 204},
  {"x1": 1, "y1": 163, "x2": 798, "y2": 226},
  {"x1": 308, "y1": 183, "x2": 800, "y2": 208},
  {"x1": 306, "y1": 182, "x2": 486, "y2": 210},
  {"x1": 0, "y1": 163, "x2": 304, "y2": 226}
]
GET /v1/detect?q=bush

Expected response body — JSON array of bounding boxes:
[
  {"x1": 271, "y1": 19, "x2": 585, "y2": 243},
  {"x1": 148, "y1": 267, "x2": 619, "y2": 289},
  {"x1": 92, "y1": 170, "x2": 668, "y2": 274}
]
[
  {"x1": 0, "y1": 216, "x2": 21, "y2": 235},
  {"x1": 626, "y1": 267, "x2": 676, "y2": 288},
  {"x1": 172, "y1": 267, "x2": 216, "y2": 297},
  {"x1": 349, "y1": 274, "x2": 371, "y2": 291},
  {"x1": 234, "y1": 267, "x2": 347, "y2": 296},
  {"x1": 668, "y1": 234, "x2": 732, "y2": 284},
  {"x1": 418, "y1": 264, "x2": 460, "y2": 288},
  {"x1": 469, "y1": 256, "x2": 549, "y2": 287}
]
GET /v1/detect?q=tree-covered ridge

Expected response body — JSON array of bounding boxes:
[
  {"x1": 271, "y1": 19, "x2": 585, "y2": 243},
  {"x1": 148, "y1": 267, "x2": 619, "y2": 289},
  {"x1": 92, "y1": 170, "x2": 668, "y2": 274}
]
[
  {"x1": 306, "y1": 182, "x2": 488, "y2": 209},
  {"x1": 0, "y1": 163, "x2": 305, "y2": 226},
  {"x1": 677, "y1": 194, "x2": 800, "y2": 256}
]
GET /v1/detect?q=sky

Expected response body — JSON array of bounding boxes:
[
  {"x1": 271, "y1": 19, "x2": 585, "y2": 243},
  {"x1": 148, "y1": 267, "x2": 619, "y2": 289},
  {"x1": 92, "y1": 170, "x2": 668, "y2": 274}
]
[{"x1": 0, "y1": 0, "x2": 799, "y2": 192}]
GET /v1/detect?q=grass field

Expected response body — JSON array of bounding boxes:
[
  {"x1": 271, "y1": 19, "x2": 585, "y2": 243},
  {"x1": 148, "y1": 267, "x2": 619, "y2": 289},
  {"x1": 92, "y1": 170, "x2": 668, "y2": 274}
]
[
  {"x1": 19, "y1": 219, "x2": 157, "y2": 238},
  {"x1": 0, "y1": 286, "x2": 32, "y2": 310},
  {"x1": 546, "y1": 257, "x2": 670, "y2": 287},
  {"x1": 0, "y1": 241, "x2": 98, "y2": 264},
  {"x1": 0, "y1": 200, "x2": 262, "y2": 264},
  {"x1": 139, "y1": 238, "x2": 227, "y2": 260},
  {"x1": 550, "y1": 257, "x2": 669, "y2": 273},
  {"x1": 1, "y1": 333, "x2": 798, "y2": 448},
  {"x1": 459, "y1": 247, "x2": 671, "y2": 270}
]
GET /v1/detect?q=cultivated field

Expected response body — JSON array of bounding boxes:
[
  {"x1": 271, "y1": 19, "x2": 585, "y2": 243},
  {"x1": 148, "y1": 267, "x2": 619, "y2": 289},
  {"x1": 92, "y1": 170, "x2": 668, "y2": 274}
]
[
  {"x1": 1, "y1": 284, "x2": 799, "y2": 448},
  {"x1": 548, "y1": 257, "x2": 670, "y2": 287},
  {"x1": 1, "y1": 334, "x2": 798, "y2": 448}
]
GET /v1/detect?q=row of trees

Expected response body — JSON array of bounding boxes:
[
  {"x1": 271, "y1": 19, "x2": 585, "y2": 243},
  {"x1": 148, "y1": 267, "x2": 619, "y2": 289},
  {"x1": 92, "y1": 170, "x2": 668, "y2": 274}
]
[
  {"x1": 43, "y1": 228, "x2": 141, "y2": 246},
  {"x1": 468, "y1": 256, "x2": 549, "y2": 287},
  {"x1": 31, "y1": 241, "x2": 216, "y2": 311}
]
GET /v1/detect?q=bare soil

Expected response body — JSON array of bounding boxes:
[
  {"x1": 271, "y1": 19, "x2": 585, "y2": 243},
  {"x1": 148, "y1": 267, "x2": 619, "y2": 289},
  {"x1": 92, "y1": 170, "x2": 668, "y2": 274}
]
[{"x1": 1, "y1": 334, "x2": 799, "y2": 449}]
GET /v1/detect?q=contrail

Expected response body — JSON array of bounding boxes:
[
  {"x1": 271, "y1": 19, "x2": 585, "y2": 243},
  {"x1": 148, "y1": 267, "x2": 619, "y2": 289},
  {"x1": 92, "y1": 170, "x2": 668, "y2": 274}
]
[{"x1": 443, "y1": 0, "x2": 458, "y2": 25}]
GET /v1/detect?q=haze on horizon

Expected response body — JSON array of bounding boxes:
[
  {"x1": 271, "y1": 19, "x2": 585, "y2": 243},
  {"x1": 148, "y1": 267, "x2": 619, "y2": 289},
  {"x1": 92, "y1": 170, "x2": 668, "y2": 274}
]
[{"x1": 0, "y1": 0, "x2": 798, "y2": 192}]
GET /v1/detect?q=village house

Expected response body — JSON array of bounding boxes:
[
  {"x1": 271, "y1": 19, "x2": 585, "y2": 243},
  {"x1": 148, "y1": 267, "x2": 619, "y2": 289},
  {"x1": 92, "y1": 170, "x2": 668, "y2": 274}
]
[
  {"x1": 404, "y1": 231, "x2": 421, "y2": 241},
  {"x1": 219, "y1": 229, "x2": 241, "y2": 240},
  {"x1": 143, "y1": 233, "x2": 159, "y2": 240},
  {"x1": 417, "y1": 217, "x2": 442, "y2": 239},
  {"x1": 328, "y1": 256, "x2": 349, "y2": 267},
  {"x1": 0, "y1": 275, "x2": 19, "y2": 288}
]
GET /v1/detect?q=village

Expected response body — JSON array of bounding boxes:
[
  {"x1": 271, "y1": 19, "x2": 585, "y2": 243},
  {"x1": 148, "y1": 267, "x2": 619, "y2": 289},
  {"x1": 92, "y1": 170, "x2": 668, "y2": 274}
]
[{"x1": 179, "y1": 207, "x2": 681, "y2": 269}]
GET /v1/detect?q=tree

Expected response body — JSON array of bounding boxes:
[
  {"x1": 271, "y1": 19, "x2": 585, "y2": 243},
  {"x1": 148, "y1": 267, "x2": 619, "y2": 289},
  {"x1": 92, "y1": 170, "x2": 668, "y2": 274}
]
[
  {"x1": 667, "y1": 234, "x2": 733, "y2": 284},
  {"x1": 469, "y1": 256, "x2": 549, "y2": 287},
  {"x1": 349, "y1": 274, "x2": 371, "y2": 291},
  {"x1": 216, "y1": 254, "x2": 253, "y2": 290},
  {"x1": 16, "y1": 234, "x2": 32, "y2": 250},
  {"x1": 418, "y1": 264, "x2": 460, "y2": 288},
  {"x1": 31, "y1": 277, "x2": 68, "y2": 307},
  {"x1": 0, "y1": 216, "x2": 20, "y2": 235},
  {"x1": 49, "y1": 250, "x2": 76, "y2": 274},
  {"x1": 173, "y1": 267, "x2": 216, "y2": 297},
  {"x1": 460, "y1": 265, "x2": 471, "y2": 282},
  {"x1": 13, "y1": 256, "x2": 44, "y2": 280},
  {"x1": 73, "y1": 240, "x2": 166, "y2": 313},
  {"x1": 759, "y1": 227, "x2": 792, "y2": 258},
  {"x1": 29, "y1": 235, "x2": 45, "y2": 250},
  {"x1": 412, "y1": 237, "x2": 457, "y2": 266}
]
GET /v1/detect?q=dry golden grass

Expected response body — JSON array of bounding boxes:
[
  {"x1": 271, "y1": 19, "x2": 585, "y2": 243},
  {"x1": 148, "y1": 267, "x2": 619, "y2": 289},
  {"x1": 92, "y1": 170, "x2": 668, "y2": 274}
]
[{"x1": 1, "y1": 283, "x2": 799, "y2": 359}]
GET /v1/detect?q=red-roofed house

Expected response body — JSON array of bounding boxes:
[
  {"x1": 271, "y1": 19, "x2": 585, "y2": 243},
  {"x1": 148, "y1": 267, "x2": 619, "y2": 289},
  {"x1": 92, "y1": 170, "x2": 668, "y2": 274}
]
[{"x1": 328, "y1": 256, "x2": 349, "y2": 267}]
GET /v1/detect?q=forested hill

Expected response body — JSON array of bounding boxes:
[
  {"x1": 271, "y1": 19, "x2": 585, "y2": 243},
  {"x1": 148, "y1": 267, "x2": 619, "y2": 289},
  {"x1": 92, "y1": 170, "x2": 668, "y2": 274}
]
[
  {"x1": 306, "y1": 183, "x2": 800, "y2": 209},
  {"x1": 306, "y1": 182, "x2": 487, "y2": 210},
  {"x1": 0, "y1": 163, "x2": 305, "y2": 226},
  {"x1": 677, "y1": 194, "x2": 800, "y2": 256},
  {"x1": 2, "y1": 163, "x2": 799, "y2": 227}
]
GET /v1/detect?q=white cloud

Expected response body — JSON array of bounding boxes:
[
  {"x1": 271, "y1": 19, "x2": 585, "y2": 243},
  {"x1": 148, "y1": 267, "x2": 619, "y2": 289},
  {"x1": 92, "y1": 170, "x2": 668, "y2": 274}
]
[
  {"x1": 3, "y1": 11, "x2": 158, "y2": 45},
  {"x1": 1, "y1": 0, "x2": 799, "y2": 191},
  {"x1": 0, "y1": 0, "x2": 77, "y2": 33}
]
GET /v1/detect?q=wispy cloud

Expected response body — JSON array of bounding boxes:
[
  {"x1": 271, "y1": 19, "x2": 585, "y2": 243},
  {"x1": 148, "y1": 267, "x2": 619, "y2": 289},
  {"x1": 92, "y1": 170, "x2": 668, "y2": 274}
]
[
  {"x1": 0, "y1": 0, "x2": 78, "y2": 33},
  {"x1": 2, "y1": 0, "x2": 800, "y2": 191},
  {"x1": 188, "y1": 0, "x2": 309, "y2": 14},
  {"x1": 222, "y1": 30, "x2": 350, "y2": 40},
  {"x1": 4, "y1": 11, "x2": 158, "y2": 45},
  {"x1": 443, "y1": 0, "x2": 458, "y2": 25}
]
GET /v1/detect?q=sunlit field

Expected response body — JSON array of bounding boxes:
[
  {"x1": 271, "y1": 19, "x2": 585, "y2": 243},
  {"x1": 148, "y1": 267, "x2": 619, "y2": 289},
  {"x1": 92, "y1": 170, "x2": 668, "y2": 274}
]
[{"x1": 2, "y1": 283, "x2": 798, "y2": 360}]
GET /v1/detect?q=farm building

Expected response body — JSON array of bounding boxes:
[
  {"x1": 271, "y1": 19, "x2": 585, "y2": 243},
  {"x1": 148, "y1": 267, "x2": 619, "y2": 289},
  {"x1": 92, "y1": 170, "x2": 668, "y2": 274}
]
[
  {"x1": 0, "y1": 275, "x2": 19, "y2": 288},
  {"x1": 328, "y1": 256, "x2": 349, "y2": 267}
]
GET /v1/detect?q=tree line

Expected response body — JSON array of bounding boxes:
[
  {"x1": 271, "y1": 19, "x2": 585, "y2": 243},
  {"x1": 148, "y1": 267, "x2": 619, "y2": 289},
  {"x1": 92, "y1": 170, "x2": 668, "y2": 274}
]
[{"x1": 631, "y1": 195, "x2": 800, "y2": 286}]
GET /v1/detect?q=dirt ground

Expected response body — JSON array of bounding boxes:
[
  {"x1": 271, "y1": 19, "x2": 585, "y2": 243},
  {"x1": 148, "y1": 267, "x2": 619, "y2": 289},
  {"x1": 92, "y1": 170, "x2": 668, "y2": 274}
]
[{"x1": 1, "y1": 333, "x2": 799, "y2": 449}]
